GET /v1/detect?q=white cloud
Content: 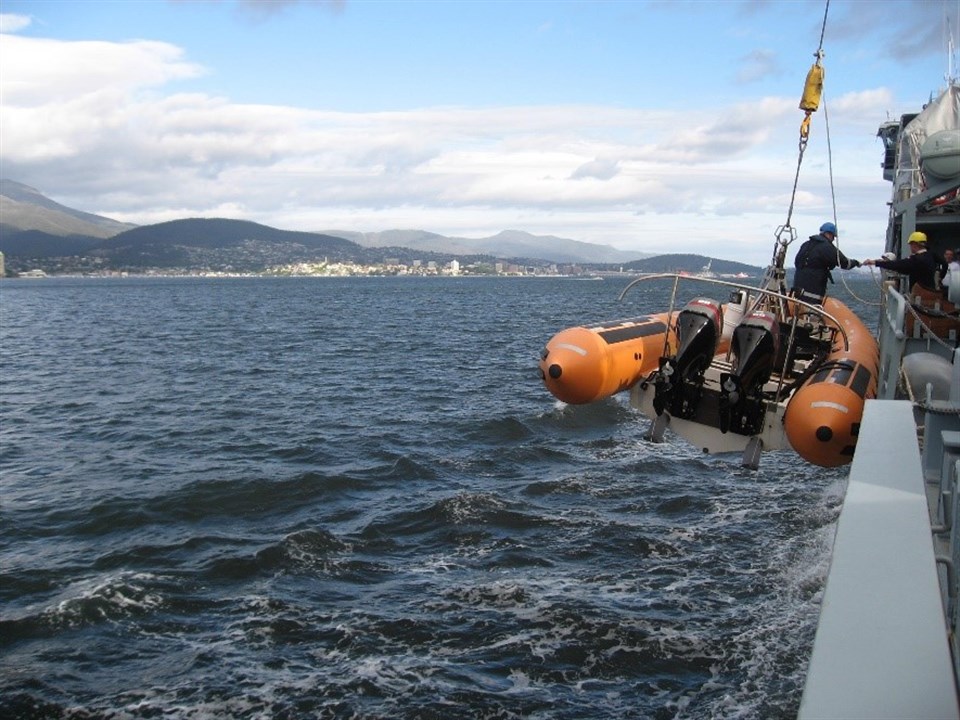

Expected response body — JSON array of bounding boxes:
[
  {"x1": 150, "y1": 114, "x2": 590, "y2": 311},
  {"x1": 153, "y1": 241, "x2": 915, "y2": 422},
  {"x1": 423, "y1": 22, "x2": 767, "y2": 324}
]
[
  {"x1": 0, "y1": 24, "x2": 924, "y2": 267},
  {"x1": 571, "y1": 158, "x2": 620, "y2": 180},
  {"x1": 1, "y1": 34, "x2": 204, "y2": 106},
  {"x1": 235, "y1": 0, "x2": 345, "y2": 20},
  {"x1": 0, "y1": 13, "x2": 31, "y2": 33}
]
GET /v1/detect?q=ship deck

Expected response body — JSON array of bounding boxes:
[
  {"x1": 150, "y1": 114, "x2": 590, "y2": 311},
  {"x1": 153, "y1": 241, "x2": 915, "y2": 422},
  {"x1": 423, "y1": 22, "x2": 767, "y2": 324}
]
[{"x1": 798, "y1": 399, "x2": 960, "y2": 719}]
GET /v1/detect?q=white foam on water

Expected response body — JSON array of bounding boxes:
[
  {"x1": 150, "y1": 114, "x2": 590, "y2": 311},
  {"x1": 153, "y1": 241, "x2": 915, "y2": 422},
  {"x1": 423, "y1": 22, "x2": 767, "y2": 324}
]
[{"x1": 44, "y1": 571, "x2": 166, "y2": 627}]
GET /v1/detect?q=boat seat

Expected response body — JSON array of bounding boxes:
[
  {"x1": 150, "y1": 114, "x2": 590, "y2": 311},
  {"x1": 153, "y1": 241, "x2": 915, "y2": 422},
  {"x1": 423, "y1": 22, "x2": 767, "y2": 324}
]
[{"x1": 906, "y1": 284, "x2": 960, "y2": 341}]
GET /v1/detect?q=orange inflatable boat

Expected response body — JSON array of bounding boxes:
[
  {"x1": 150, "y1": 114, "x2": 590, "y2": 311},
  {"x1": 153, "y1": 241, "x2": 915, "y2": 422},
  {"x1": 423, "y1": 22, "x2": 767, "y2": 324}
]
[{"x1": 538, "y1": 282, "x2": 880, "y2": 469}]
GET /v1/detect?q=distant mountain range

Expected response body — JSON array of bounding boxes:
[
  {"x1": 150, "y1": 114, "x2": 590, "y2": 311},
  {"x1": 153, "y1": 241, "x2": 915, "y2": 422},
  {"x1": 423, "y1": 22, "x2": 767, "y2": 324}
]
[
  {"x1": 0, "y1": 179, "x2": 761, "y2": 276},
  {"x1": 325, "y1": 228, "x2": 649, "y2": 265},
  {"x1": 0, "y1": 179, "x2": 136, "y2": 239}
]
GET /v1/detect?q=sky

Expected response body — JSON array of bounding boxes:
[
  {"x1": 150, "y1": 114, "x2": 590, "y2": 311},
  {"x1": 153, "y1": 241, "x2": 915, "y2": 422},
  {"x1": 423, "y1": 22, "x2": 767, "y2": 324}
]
[{"x1": 1, "y1": 0, "x2": 958, "y2": 266}]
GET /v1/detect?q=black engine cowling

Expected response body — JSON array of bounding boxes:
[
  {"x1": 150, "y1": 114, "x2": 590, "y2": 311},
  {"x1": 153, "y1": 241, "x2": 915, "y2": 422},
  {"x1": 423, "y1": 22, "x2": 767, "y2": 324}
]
[
  {"x1": 653, "y1": 298, "x2": 723, "y2": 419},
  {"x1": 719, "y1": 310, "x2": 780, "y2": 435}
]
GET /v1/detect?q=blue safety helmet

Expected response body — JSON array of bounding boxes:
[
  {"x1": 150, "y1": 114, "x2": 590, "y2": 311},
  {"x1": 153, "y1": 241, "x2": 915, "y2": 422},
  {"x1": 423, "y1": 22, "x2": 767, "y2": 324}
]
[{"x1": 819, "y1": 221, "x2": 838, "y2": 236}]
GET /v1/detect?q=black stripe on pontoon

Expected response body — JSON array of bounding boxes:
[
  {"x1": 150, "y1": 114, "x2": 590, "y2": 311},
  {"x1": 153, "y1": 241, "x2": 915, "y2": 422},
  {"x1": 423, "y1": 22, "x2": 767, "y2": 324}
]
[
  {"x1": 600, "y1": 321, "x2": 668, "y2": 345},
  {"x1": 593, "y1": 316, "x2": 653, "y2": 329},
  {"x1": 850, "y1": 365, "x2": 871, "y2": 397},
  {"x1": 812, "y1": 362, "x2": 853, "y2": 385}
]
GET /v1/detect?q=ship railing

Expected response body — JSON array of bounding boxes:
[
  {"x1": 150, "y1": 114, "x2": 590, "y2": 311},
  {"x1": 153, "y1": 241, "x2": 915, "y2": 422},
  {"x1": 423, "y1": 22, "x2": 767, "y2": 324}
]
[
  {"x1": 920, "y1": 347, "x2": 960, "y2": 693},
  {"x1": 876, "y1": 285, "x2": 909, "y2": 400},
  {"x1": 878, "y1": 279, "x2": 960, "y2": 691},
  {"x1": 877, "y1": 284, "x2": 959, "y2": 400}
]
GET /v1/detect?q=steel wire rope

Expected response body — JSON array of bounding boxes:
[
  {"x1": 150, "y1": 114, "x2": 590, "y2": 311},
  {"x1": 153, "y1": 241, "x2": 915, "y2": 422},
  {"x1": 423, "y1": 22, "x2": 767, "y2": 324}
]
[
  {"x1": 824, "y1": 92, "x2": 884, "y2": 307},
  {"x1": 777, "y1": 0, "x2": 831, "y2": 253},
  {"x1": 807, "y1": 0, "x2": 883, "y2": 309}
]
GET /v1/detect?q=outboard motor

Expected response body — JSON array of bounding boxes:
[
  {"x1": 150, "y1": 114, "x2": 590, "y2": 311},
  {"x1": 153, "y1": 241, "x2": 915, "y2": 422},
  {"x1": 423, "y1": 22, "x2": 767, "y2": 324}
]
[
  {"x1": 719, "y1": 311, "x2": 780, "y2": 435},
  {"x1": 653, "y1": 298, "x2": 723, "y2": 419}
]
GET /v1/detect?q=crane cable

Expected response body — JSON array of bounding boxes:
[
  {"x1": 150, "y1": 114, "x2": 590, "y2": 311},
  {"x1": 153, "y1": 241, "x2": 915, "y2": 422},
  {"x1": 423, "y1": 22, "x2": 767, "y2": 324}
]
[
  {"x1": 782, "y1": 1, "x2": 829, "y2": 231},
  {"x1": 766, "y1": 0, "x2": 830, "y2": 309}
]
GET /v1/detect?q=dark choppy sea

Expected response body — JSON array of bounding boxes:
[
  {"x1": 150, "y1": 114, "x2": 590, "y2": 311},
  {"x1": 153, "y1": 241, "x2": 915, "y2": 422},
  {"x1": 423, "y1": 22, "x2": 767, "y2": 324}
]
[{"x1": 0, "y1": 275, "x2": 879, "y2": 719}]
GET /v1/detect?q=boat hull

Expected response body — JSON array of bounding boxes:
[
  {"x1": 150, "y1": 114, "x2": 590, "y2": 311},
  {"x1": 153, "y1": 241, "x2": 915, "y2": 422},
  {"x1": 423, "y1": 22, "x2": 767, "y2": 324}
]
[{"x1": 631, "y1": 355, "x2": 792, "y2": 456}]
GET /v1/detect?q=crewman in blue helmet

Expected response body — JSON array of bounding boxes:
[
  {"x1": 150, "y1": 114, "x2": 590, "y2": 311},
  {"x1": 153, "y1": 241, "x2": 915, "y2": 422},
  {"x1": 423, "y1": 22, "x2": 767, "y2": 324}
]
[{"x1": 791, "y1": 222, "x2": 860, "y2": 304}]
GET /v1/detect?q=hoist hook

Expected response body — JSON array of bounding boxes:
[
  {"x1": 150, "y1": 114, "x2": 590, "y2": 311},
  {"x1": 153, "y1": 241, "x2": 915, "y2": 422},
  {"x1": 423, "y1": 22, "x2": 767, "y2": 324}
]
[{"x1": 771, "y1": 0, "x2": 831, "y2": 273}]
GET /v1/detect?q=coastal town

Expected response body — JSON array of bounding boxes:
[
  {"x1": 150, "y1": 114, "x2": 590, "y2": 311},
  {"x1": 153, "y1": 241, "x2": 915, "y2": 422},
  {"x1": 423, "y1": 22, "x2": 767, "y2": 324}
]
[{"x1": 2, "y1": 253, "x2": 592, "y2": 279}]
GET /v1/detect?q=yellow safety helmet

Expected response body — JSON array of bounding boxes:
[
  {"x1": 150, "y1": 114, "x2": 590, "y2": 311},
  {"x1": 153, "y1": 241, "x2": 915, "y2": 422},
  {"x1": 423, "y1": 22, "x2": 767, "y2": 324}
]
[{"x1": 908, "y1": 231, "x2": 928, "y2": 244}]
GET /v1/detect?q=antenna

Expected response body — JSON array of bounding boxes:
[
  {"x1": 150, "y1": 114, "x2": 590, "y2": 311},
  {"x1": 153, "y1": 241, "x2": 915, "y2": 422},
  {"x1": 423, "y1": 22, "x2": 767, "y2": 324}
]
[{"x1": 946, "y1": 0, "x2": 959, "y2": 84}]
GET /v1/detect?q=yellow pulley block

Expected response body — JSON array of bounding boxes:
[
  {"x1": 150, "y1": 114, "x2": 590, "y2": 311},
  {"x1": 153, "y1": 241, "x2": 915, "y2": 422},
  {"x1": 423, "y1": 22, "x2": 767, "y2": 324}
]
[{"x1": 799, "y1": 62, "x2": 823, "y2": 112}]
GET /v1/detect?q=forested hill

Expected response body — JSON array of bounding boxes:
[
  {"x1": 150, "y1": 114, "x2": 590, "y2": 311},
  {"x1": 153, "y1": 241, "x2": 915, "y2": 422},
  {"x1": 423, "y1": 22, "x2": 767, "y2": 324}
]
[
  {"x1": 100, "y1": 218, "x2": 355, "y2": 253},
  {"x1": 595, "y1": 253, "x2": 758, "y2": 275}
]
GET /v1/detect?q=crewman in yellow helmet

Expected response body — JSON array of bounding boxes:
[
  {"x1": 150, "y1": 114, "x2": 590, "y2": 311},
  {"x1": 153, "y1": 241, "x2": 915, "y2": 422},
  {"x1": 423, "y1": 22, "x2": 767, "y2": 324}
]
[{"x1": 863, "y1": 231, "x2": 939, "y2": 290}]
